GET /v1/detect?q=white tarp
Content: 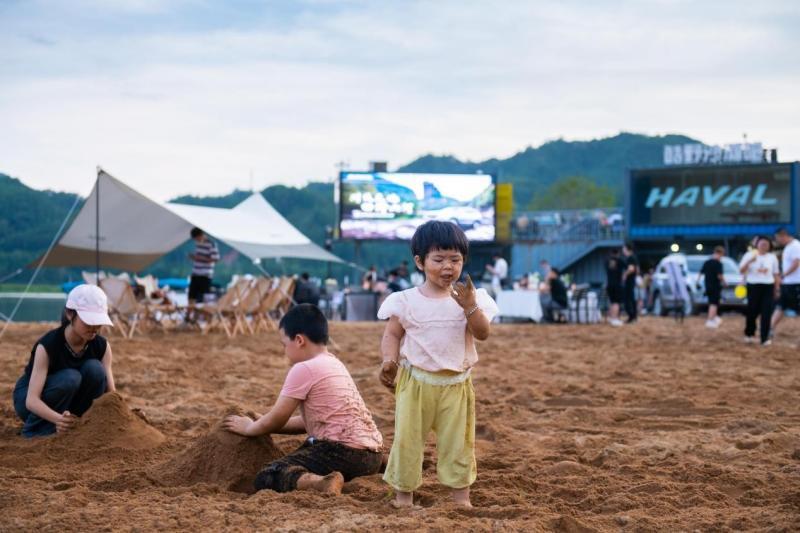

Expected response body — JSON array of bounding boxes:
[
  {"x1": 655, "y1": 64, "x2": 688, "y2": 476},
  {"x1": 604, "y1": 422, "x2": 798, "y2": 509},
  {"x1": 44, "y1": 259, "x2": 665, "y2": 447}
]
[{"x1": 41, "y1": 169, "x2": 342, "y2": 271}]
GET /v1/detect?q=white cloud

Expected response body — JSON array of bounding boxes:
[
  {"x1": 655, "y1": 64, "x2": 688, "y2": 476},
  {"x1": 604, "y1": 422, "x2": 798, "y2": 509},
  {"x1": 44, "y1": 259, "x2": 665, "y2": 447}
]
[{"x1": 0, "y1": 0, "x2": 798, "y2": 199}]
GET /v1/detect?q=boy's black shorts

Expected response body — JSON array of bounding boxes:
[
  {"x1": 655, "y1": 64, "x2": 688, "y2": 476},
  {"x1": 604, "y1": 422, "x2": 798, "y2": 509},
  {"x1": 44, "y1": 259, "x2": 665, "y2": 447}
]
[
  {"x1": 188, "y1": 275, "x2": 211, "y2": 302},
  {"x1": 607, "y1": 285, "x2": 623, "y2": 304},
  {"x1": 778, "y1": 284, "x2": 800, "y2": 312},
  {"x1": 255, "y1": 437, "x2": 382, "y2": 493},
  {"x1": 706, "y1": 286, "x2": 721, "y2": 306}
]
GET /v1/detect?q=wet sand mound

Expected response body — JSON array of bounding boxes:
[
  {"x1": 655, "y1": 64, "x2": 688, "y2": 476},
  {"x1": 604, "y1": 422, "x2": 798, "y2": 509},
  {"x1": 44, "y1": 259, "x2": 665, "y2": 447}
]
[
  {"x1": 150, "y1": 410, "x2": 284, "y2": 493},
  {"x1": 58, "y1": 392, "x2": 165, "y2": 449}
]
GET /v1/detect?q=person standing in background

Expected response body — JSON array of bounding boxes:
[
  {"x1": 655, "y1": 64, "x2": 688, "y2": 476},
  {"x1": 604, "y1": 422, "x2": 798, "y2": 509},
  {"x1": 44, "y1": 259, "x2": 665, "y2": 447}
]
[
  {"x1": 697, "y1": 246, "x2": 727, "y2": 329},
  {"x1": 485, "y1": 253, "x2": 509, "y2": 294},
  {"x1": 770, "y1": 228, "x2": 800, "y2": 340},
  {"x1": 621, "y1": 242, "x2": 639, "y2": 323},
  {"x1": 739, "y1": 235, "x2": 780, "y2": 346},
  {"x1": 188, "y1": 227, "x2": 220, "y2": 306},
  {"x1": 606, "y1": 248, "x2": 624, "y2": 327}
]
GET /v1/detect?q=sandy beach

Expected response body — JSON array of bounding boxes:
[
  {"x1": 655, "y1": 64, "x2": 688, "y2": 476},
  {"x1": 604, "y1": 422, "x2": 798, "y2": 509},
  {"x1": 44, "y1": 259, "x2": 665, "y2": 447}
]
[{"x1": 1, "y1": 318, "x2": 799, "y2": 531}]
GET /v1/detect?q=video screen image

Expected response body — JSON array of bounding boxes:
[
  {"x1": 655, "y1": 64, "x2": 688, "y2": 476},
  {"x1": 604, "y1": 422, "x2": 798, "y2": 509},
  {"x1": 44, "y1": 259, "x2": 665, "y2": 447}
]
[{"x1": 340, "y1": 172, "x2": 495, "y2": 241}]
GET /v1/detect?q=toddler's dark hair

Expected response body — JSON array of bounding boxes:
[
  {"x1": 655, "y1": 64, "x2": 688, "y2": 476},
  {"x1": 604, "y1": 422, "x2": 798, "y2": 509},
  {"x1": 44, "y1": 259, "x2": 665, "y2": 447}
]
[
  {"x1": 410, "y1": 221, "x2": 469, "y2": 266},
  {"x1": 279, "y1": 303, "x2": 329, "y2": 344}
]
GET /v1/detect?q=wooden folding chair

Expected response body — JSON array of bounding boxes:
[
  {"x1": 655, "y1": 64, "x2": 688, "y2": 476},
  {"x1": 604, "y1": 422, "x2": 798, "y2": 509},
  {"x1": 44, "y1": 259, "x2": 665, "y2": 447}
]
[
  {"x1": 197, "y1": 278, "x2": 250, "y2": 337},
  {"x1": 133, "y1": 274, "x2": 180, "y2": 333},
  {"x1": 99, "y1": 278, "x2": 146, "y2": 339},
  {"x1": 253, "y1": 277, "x2": 284, "y2": 333}
]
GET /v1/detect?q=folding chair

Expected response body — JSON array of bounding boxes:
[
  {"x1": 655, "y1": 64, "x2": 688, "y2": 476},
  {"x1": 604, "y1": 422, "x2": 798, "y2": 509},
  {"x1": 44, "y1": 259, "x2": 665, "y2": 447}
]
[
  {"x1": 133, "y1": 274, "x2": 179, "y2": 333},
  {"x1": 99, "y1": 278, "x2": 146, "y2": 338},
  {"x1": 197, "y1": 278, "x2": 250, "y2": 337}
]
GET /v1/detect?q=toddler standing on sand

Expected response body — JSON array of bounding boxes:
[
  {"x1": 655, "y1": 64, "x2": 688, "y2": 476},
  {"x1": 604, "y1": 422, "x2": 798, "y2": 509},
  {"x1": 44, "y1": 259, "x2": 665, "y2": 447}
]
[
  {"x1": 223, "y1": 304, "x2": 383, "y2": 494},
  {"x1": 378, "y1": 221, "x2": 498, "y2": 508}
]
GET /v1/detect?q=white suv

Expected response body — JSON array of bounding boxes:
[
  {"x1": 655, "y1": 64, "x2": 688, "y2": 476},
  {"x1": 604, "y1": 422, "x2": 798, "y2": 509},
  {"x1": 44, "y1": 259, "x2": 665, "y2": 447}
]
[{"x1": 651, "y1": 253, "x2": 746, "y2": 316}]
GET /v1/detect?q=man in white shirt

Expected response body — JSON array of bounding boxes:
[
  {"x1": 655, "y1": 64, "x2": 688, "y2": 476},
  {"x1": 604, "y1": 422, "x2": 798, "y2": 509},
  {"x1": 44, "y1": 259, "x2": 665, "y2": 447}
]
[
  {"x1": 485, "y1": 253, "x2": 509, "y2": 294},
  {"x1": 771, "y1": 227, "x2": 800, "y2": 337}
]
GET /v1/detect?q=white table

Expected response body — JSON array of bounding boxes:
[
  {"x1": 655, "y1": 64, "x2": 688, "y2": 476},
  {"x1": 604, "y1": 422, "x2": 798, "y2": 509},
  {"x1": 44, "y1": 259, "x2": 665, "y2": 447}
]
[{"x1": 496, "y1": 290, "x2": 542, "y2": 322}]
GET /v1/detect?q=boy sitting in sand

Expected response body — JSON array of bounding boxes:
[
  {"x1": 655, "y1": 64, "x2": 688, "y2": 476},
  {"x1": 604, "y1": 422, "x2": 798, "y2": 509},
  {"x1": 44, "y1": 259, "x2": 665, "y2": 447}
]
[{"x1": 223, "y1": 304, "x2": 383, "y2": 494}]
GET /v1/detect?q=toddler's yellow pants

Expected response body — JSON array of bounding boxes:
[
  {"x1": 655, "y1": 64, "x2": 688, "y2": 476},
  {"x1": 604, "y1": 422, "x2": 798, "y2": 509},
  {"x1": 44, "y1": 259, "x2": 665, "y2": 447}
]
[{"x1": 383, "y1": 365, "x2": 476, "y2": 492}]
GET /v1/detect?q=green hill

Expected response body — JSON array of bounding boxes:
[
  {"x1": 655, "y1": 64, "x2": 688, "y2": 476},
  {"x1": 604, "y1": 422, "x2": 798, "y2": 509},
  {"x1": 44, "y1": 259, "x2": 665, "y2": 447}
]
[
  {"x1": 0, "y1": 132, "x2": 698, "y2": 284},
  {"x1": 400, "y1": 132, "x2": 697, "y2": 209}
]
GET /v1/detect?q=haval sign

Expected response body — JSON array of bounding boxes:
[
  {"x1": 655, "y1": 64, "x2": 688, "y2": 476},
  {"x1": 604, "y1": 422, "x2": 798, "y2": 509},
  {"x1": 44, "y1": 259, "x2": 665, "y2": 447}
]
[{"x1": 630, "y1": 164, "x2": 792, "y2": 227}]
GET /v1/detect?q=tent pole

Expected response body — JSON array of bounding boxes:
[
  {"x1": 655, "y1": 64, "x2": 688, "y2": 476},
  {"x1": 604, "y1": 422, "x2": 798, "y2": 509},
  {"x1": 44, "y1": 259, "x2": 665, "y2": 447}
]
[{"x1": 95, "y1": 168, "x2": 100, "y2": 284}]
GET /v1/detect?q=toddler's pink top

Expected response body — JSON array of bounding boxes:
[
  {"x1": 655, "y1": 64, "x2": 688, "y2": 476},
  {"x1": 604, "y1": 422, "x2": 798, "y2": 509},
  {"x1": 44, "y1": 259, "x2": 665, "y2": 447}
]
[
  {"x1": 377, "y1": 287, "x2": 498, "y2": 372},
  {"x1": 280, "y1": 353, "x2": 383, "y2": 451}
]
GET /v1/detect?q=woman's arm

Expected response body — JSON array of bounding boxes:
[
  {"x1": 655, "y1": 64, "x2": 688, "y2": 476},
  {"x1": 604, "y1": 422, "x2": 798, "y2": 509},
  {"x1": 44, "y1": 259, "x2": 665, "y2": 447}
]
[
  {"x1": 102, "y1": 342, "x2": 115, "y2": 392},
  {"x1": 25, "y1": 346, "x2": 77, "y2": 432},
  {"x1": 222, "y1": 395, "x2": 300, "y2": 437}
]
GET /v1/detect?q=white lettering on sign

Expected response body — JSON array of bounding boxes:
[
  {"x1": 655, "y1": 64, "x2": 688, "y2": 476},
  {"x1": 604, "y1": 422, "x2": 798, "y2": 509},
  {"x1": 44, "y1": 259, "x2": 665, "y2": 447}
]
[
  {"x1": 644, "y1": 184, "x2": 777, "y2": 208},
  {"x1": 664, "y1": 142, "x2": 763, "y2": 165}
]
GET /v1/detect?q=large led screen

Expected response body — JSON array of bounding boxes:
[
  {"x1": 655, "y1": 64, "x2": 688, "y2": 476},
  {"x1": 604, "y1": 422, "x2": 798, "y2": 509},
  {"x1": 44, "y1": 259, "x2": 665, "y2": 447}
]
[{"x1": 340, "y1": 172, "x2": 495, "y2": 241}]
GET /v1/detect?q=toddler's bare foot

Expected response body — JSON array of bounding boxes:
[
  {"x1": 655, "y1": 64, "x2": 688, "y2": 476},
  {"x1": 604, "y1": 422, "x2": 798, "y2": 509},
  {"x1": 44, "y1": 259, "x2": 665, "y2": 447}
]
[
  {"x1": 452, "y1": 487, "x2": 472, "y2": 508},
  {"x1": 391, "y1": 490, "x2": 414, "y2": 508},
  {"x1": 297, "y1": 472, "x2": 344, "y2": 495}
]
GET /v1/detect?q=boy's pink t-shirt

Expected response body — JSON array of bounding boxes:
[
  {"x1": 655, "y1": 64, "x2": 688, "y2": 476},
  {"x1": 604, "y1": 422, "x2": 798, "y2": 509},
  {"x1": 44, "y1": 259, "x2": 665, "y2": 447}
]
[{"x1": 280, "y1": 352, "x2": 383, "y2": 451}]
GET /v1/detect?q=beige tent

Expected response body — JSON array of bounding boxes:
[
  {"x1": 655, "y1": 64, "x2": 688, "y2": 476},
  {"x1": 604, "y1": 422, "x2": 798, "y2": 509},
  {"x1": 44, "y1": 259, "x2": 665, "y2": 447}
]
[{"x1": 41, "y1": 169, "x2": 342, "y2": 271}]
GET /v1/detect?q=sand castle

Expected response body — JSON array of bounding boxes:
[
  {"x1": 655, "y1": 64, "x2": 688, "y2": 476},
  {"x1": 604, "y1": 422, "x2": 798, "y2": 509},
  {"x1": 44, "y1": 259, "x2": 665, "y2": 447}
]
[{"x1": 150, "y1": 408, "x2": 284, "y2": 493}]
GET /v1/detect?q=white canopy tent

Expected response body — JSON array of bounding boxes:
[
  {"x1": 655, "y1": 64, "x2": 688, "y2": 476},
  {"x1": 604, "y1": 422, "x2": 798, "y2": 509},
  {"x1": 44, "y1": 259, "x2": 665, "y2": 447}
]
[{"x1": 40, "y1": 169, "x2": 343, "y2": 271}]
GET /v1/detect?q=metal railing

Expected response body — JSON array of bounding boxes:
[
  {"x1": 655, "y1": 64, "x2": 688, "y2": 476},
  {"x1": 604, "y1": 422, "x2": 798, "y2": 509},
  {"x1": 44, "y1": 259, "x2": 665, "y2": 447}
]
[{"x1": 510, "y1": 207, "x2": 625, "y2": 242}]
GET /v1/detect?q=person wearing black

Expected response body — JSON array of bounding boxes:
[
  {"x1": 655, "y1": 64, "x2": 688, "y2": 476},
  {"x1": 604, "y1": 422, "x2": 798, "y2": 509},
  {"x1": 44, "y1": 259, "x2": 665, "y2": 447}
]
[
  {"x1": 544, "y1": 268, "x2": 568, "y2": 323},
  {"x1": 621, "y1": 242, "x2": 639, "y2": 323},
  {"x1": 293, "y1": 273, "x2": 321, "y2": 306},
  {"x1": 739, "y1": 236, "x2": 780, "y2": 346},
  {"x1": 606, "y1": 248, "x2": 624, "y2": 326},
  {"x1": 697, "y1": 246, "x2": 727, "y2": 328}
]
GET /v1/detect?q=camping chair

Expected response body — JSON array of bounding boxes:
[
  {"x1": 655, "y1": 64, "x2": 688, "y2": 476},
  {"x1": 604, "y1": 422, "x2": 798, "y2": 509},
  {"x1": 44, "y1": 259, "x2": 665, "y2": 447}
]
[
  {"x1": 232, "y1": 277, "x2": 271, "y2": 335},
  {"x1": 133, "y1": 274, "x2": 178, "y2": 332},
  {"x1": 197, "y1": 278, "x2": 250, "y2": 337},
  {"x1": 82, "y1": 270, "x2": 108, "y2": 285},
  {"x1": 664, "y1": 261, "x2": 689, "y2": 323},
  {"x1": 253, "y1": 277, "x2": 283, "y2": 333},
  {"x1": 99, "y1": 278, "x2": 146, "y2": 338},
  {"x1": 253, "y1": 276, "x2": 296, "y2": 332},
  {"x1": 240, "y1": 276, "x2": 273, "y2": 334}
]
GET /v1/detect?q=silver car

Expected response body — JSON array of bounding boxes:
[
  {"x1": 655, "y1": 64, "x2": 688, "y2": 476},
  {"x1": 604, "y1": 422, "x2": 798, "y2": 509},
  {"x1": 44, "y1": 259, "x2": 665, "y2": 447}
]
[{"x1": 651, "y1": 253, "x2": 746, "y2": 316}]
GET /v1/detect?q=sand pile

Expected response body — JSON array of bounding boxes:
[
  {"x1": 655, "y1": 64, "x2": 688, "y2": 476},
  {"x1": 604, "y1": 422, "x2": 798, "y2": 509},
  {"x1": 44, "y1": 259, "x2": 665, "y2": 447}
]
[
  {"x1": 149, "y1": 409, "x2": 284, "y2": 493},
  {"x1": 57, "y1": 391, "x2": 165, "y2": 449}
]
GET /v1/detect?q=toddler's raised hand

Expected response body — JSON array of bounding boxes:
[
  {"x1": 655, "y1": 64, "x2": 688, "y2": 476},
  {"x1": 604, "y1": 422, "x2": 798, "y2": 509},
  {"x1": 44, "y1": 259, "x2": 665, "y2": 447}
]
[{"x1": 450, "y1": 274, "x2": 477, "y2": 311}]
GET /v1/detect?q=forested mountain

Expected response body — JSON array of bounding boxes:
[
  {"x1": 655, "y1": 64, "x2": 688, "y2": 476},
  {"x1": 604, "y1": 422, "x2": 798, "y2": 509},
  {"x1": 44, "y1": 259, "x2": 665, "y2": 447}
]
[{"x1": 0, "y1": 132, "x2": 696, "y2": 284}]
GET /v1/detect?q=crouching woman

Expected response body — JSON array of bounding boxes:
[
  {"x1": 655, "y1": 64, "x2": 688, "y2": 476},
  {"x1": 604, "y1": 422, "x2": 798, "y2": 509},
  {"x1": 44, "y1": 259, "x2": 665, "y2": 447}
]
[{"x1": 12, "y1": 284, "x2": 116, "y2": 437}]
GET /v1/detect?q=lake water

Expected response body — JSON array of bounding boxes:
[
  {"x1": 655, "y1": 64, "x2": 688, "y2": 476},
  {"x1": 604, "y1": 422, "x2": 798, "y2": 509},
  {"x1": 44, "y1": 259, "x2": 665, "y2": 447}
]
[{"x1": 0, "y1": 293, "x2": 66, "y2": 323}]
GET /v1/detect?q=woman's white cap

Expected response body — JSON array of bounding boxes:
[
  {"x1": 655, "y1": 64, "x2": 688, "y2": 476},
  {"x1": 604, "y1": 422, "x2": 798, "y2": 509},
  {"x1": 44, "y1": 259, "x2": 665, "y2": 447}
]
[{"x1": 66, "y1": 284, "x2": 114, "y2": 326}]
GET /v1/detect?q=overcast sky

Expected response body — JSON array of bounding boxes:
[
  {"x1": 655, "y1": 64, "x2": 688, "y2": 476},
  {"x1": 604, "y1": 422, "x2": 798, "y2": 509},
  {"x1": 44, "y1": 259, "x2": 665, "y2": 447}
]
[{"x1": 1, "y1": 0, "x2": 797, "y2": 201}]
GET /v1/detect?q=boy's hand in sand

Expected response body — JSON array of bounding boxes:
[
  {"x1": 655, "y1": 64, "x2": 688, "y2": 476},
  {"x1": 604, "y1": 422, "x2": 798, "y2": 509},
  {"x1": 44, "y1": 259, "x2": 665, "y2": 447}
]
[
  {"x1": 450, "y1": 274, "x2": 477, "y2": 311},
  {"x1": 379, "y1": 360, "x2": 398, "y2": 390},
  {"x1": 56, "y1": 410, "x2": 77, "y2": 433},
  {"x1": 222, "y1": 414, "x2": 254, "y2": 436}
]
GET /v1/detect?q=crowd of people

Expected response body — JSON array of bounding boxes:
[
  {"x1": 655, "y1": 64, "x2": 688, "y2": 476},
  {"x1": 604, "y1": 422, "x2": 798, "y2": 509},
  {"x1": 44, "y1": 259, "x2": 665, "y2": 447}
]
[{"x1": 603, "y1": 228, "x2": 800, "y2": 347}]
